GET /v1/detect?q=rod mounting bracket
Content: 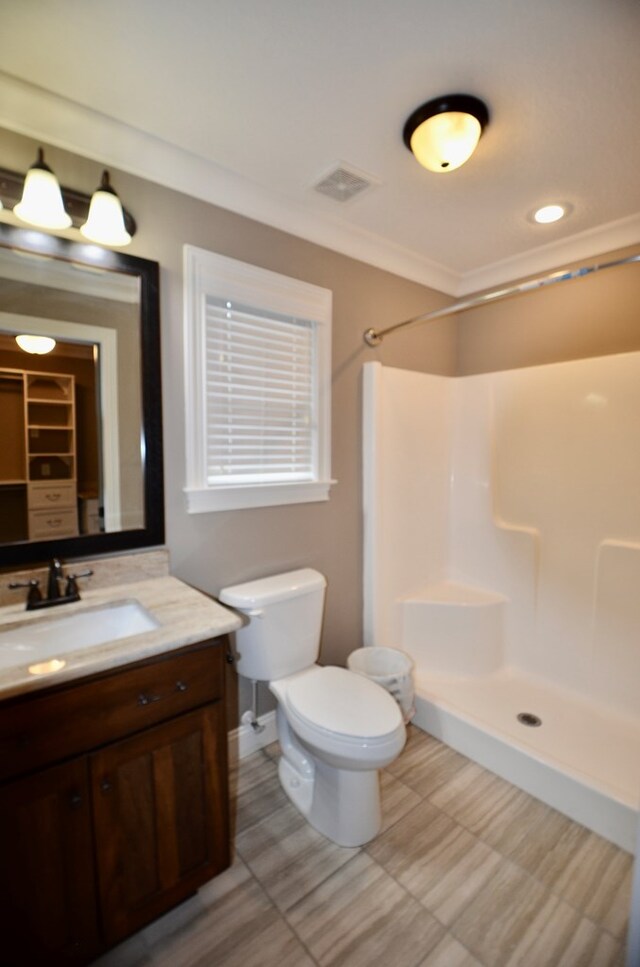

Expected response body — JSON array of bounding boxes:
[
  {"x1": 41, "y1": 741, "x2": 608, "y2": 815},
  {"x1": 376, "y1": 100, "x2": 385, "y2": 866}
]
[{"x1": 364, "y1": 328, "x2": 382, "y2": 347}]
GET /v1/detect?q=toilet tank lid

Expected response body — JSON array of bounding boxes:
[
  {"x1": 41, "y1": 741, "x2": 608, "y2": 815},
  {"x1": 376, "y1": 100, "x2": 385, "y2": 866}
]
[{"x1": 219, "y1": 568, "x2": 326, "y2": 608}]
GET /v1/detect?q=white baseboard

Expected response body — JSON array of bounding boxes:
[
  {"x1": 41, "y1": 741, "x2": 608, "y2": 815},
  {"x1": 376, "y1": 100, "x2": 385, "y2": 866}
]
[{"x1": 228, "y1": 710, "x2": 278, "y2": 763}]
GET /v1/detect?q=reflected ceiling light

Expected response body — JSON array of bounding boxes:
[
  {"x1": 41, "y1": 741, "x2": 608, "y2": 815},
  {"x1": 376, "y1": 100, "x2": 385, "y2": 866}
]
[
  {"x1": 80, "y1": 170, "x2": 132, "y2": 247},
  {"x1": 28, "y1": 658, "x2": 66, "y2": 676},
  {"x1": 403, "y1": 94, "x2": 489, "y2": 173},
  {"x1": 533, "y1": 203, "x2": 567, "y2": 224},
  {"x1": 13, "y1": 148, "x2": 72, "y2": 230},
  {"x1": 15, "y1": 334, "x2": 56, "y2": 355}
]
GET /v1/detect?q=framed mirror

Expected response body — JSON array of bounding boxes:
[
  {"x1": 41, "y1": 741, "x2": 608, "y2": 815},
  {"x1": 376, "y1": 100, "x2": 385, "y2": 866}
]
[{"x1": 0, "y1": 222, "x2": 163, "y2": 567}]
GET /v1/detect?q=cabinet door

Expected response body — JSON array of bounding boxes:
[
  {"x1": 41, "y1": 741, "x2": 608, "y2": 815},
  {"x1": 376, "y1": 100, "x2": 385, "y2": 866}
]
[
  {"x1": 0, "y1": 758, "x2": 100, "y2": 967},
  {"x1": 91, "y1": 704, "x2": 230, "y2": 946}
]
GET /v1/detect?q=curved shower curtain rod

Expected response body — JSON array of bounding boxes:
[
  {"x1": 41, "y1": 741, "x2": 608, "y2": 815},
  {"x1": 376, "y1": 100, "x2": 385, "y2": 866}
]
[{"x1": 363, "y1": 252, "x2": 640, "y2": 347}]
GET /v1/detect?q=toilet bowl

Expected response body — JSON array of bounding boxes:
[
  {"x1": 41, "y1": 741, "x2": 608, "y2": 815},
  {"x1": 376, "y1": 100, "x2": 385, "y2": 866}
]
[{"x1": 219, "y1": 569, "x2": 406, "y2": 847}]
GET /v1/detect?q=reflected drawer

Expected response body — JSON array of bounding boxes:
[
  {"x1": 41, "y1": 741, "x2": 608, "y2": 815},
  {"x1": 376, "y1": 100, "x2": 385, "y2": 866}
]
[
  {"x1": 28, "y1": 507, "x2": 79, "y2": 539},
  {"x1": 28, "y1": 481, "x2": 76, "y2": 510},
  {"x1": 0, "y1": 640, "x2": 225, "y2": 782}
]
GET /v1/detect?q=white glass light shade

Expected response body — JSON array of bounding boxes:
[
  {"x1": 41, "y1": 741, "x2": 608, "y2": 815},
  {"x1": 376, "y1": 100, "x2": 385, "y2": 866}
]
[
  {"x1": 15, "y1": 334, "x2": 56, "y2": 355},
  {"x1": 80, "y1": 173, "x2": 131, "y2": 246},
  {"x1": 14, "y1": 158, "x2": 72, "y2": 230},
  {"x1": 410, "y1": 111, "x2": 482, "y2": 173}
]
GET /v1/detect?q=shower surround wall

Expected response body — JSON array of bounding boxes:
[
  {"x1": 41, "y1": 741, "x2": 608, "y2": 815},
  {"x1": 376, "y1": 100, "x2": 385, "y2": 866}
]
[{"x1": 363, "y1": 357, "x2": 640, "y2": 852}]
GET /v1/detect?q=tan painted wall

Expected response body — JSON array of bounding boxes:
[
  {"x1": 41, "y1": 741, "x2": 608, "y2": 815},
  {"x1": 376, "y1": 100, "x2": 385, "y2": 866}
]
[
  {"x1": 456, "y1": 245, "x2": 640, "y2": 374},
  {"x1": 146, "y1": 196, "x2": 456, "y2": 672}
]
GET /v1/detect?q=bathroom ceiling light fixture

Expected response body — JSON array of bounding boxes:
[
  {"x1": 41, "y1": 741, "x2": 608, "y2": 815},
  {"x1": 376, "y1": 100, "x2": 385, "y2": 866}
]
[
  {"x1": 15, "y1": 334, "x2": 56, "y2": 355},
  {"x1": 13, "y1": 148, "x2": 72, "y2": 230},
  {"x1": 403, "y1": 94, "x2": 489, "y2": 173},
  {"x1": 533, "y1": 203, "x2": 568, "y2": 224},
  {"x1": 80, "y1": 170, "x2": 132, "y2": 247}
]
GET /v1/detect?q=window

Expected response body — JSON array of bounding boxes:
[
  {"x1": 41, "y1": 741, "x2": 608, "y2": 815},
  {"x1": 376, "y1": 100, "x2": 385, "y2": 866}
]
[{"x1": 183, "y1": 246, "x2": 334, "y2": 512}]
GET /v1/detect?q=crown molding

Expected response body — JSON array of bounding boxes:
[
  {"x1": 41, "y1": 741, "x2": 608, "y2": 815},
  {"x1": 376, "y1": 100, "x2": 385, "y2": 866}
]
[
  {"x1": 456, "y1": 212, "x2": 640, "y2": 296},
  {"x1": 0, "y1": 71, "x2": 638, "y2": 300},
  {"x1": 0, "y1": 72, "x2": 459, "y2": 295}
]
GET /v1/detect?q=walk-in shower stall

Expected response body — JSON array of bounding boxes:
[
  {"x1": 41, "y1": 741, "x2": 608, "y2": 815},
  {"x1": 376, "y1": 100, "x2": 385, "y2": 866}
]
[{"x1": 363, "y1": 353, "x2": 640, "y2": 851}]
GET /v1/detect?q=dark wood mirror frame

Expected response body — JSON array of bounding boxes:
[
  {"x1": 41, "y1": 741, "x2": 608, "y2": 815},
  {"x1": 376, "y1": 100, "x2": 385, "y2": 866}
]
[{"x1": 0, "y1": 222, "x2": 164, "y2": 568}]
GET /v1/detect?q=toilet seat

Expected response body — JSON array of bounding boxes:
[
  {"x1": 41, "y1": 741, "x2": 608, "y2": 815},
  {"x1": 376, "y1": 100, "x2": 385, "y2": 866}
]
[
  {"x1": 282, "y1": 666, "x2": 402, "y2": 742},
  {"x1": 271, "y1": 664, "x2": 406, "y2": 771}
]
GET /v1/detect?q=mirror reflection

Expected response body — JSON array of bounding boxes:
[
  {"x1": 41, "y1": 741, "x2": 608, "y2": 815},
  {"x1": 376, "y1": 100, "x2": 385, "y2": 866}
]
[{"x1": 0, "y1": 237, "x2": 154, "y2": 556}]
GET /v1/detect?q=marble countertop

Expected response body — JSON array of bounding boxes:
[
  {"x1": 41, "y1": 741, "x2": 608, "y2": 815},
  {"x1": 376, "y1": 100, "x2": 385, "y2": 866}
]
[{"x1": 0, "y1": 575, "x2": 242, "y2": 701}]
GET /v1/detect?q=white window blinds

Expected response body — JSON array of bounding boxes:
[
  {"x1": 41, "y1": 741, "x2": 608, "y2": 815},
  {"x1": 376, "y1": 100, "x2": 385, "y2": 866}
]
[
  {"x1": 183, "y1": 246, "x2": 333, "y2": 513},
  {"x1": 205, "y1": 297, "x2": 316, "y2": 484}
]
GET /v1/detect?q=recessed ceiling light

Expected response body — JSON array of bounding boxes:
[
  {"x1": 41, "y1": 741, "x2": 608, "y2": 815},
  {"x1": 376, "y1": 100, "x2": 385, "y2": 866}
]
[{"x1": 533, "y1": 204, "x2": 568, "y2": 224}]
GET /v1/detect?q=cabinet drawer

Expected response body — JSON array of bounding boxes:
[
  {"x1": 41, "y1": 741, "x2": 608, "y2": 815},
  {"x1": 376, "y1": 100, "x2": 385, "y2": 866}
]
[
  {"x1": 0, "y1": 641, "x2": 224, "y2": 782},
  {"x1": 28, "y1": 481, "x2": 76, "y2": 510},
  {"x1": 28, "y1": 507, "x2": 79, "y2": 539}
]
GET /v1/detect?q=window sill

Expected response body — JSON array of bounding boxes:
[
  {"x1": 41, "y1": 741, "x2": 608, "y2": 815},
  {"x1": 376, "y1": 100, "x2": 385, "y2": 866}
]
[{"x1": 184, "y1": 480, "x2": 336, "y2": 513}]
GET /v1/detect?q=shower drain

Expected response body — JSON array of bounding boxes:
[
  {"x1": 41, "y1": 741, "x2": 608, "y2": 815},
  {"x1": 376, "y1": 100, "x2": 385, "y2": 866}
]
[{"x1": 517, "y1": 712, "x2": 542, "y2": 727}]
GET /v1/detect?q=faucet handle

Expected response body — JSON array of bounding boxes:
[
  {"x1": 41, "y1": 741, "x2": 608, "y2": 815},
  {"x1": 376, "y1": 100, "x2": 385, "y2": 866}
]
[
  {"x1": 8, "y1": 579, "x2": 42, "y2": 609},
  {"x1": 65, "y1": 570, "x2": 93, "y2": 598}
]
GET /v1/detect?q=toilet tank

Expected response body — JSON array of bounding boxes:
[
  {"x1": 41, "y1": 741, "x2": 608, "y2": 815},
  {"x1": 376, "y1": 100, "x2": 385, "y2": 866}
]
[{"x1": 219, "y1": 569, "x2": 327, "y2": 681}]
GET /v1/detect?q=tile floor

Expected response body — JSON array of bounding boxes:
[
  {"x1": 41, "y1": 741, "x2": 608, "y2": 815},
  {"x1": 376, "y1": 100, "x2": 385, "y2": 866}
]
[{"x1": 95, "y1": 726, "x2": 633, "y2": 966}]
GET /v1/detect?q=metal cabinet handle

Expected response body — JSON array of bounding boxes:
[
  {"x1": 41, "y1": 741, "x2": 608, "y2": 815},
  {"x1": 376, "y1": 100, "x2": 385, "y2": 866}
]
[
  {"x1": 137, "y1": 692, "x2": 161, "y2": 706},
  {"x1": 69, "y1": 792, "x2": 82, "y2": 807},
  {"x1": 100, "y1": 779, "x2": 112, "y2": 793},
  {"x1": 175, "y1": 680, "x2": 188, "y2": 692}
]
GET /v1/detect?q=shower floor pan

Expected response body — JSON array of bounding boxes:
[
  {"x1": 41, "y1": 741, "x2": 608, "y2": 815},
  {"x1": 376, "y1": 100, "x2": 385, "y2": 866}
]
[{"x1": 412, "y1": 668, "x2": 640, "y2": 853}]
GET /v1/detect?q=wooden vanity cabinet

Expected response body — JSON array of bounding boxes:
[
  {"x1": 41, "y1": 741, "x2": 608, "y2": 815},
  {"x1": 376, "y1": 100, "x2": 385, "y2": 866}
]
[
  {"x1": 0, "y1": 757, "x2": 99, "y2": 967},
  {"x1": 0, "y1": 637, "x2": 230, "y2": 967}
]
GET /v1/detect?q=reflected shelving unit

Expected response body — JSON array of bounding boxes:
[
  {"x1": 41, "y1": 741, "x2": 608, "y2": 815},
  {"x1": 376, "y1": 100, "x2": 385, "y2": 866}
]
[
  {"x1": 25, "y1": 373, "x2": 78, "y2": 540},
  {"x1": 0, "y1": 368, "x2": 79, "y2": 542}
]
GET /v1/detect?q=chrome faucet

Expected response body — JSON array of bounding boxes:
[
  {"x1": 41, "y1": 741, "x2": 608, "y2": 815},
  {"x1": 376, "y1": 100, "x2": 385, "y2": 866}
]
[{"x1": 9, "y1": 558, "x2": 93, "y2": 611}]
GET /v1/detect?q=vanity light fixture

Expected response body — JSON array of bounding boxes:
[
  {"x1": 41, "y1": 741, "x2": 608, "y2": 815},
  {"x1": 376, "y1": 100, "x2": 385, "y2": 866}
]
[
  {"x1": 403, "y1": 94, "x2": 489, "y2": 173},
  {"x1": 0, "y1": 153, "x2": 137, "y2": 246},
  {"x1": 15, "y1": 334, "x2": 56, "y2": 355},
  {"x1": 13, "y1": 148, "x2": 72, "y2": 230},
  {"x1": 80, "y1": 170, "x2": 132, "y2": 247}
]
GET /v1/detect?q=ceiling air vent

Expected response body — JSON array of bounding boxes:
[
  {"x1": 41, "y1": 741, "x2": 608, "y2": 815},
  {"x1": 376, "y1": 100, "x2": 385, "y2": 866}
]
[{"x1": 313, "y1": 164, "x2": 377, "y2": 203}]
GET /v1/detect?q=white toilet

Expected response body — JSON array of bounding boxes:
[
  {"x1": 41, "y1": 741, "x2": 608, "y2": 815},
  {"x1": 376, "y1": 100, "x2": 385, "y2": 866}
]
[{"x1": 219, "y1": 568, "x2": 406, "y2": 847}]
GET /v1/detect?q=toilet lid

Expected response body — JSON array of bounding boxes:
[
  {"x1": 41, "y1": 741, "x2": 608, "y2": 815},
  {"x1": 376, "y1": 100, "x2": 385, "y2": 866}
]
[{"x1": 285, "y1": 666, "x2": 401, "y2": 738}]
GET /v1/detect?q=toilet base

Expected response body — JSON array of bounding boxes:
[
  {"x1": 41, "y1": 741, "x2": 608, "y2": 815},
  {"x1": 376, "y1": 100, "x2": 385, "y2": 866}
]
[
  {"x1": 279, "y1": 752, "x2": 382, "y2": 847},
  {"x1": 276, "y1": 707, "x2": 382, "y2": 846},
  {"x1": 307, "y1": 758, "x2": 382, "y2": 847},
  {"x1": 279, "y1": 756, "x2": 314, "y2": 816}
]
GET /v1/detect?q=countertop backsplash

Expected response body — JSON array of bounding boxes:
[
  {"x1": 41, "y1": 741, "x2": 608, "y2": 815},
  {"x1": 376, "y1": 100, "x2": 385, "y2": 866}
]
[{"x1": 0, "y1": 547, "x2": 170, "y2": 608}]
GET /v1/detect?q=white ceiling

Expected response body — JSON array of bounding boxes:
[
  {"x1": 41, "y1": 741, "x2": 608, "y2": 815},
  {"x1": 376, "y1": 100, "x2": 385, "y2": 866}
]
[{"x1": 1, "y1": 0, "x2": 639, "y2": 295}]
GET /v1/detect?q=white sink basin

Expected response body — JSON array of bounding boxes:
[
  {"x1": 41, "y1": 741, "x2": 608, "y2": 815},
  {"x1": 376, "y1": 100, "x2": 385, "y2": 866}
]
[{"x1": 0, "y1": 600, "x2": 160, "y2": 672}]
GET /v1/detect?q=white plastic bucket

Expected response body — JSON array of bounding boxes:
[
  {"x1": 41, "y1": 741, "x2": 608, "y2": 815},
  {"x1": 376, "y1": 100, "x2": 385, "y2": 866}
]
[{"x1": 347, "y1": 647, "x2": 415, "y2": 723}]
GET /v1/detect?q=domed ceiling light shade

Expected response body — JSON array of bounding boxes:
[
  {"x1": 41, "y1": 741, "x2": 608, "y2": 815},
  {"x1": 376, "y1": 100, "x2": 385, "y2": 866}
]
[
  {"x1": 403, "y1": 94, "x2": 489, "y2": 173},
  {"x1": 15, "y1": 334, "x2": 56, "y2": 355},
  {"x1": 80, "y1": 170, "x2": 132, "y2": 246},
  {"x1": 14, "y1": 148, "x2": 72, "y2": 229}
]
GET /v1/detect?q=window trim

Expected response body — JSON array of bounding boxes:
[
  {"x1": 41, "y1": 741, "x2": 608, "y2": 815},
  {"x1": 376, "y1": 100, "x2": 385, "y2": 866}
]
[{"x1": 183, "y1": 246, "x2": 334, "y2": 513}]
